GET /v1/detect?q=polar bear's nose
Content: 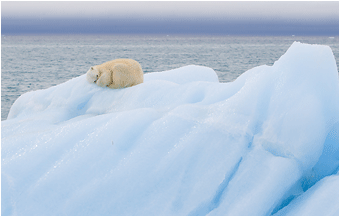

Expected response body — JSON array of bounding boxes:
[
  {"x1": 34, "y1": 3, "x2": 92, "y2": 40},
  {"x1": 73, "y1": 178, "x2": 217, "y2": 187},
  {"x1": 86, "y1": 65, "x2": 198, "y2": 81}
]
[{"x1": 94, "y1": 74, "x2": 99, "y2": 83}]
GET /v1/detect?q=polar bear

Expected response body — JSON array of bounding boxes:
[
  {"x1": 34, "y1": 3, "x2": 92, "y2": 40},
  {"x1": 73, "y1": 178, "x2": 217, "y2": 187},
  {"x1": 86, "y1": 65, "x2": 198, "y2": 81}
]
[{"x1": 86, "y1": 59, "x2": 144, "y2": 89}]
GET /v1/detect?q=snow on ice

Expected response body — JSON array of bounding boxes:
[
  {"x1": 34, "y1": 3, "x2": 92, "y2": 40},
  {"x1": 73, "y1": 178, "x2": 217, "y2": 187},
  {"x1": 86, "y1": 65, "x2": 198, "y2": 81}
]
[{"x1": 1, "y1": 42, "x2": 339, "y2": 215}]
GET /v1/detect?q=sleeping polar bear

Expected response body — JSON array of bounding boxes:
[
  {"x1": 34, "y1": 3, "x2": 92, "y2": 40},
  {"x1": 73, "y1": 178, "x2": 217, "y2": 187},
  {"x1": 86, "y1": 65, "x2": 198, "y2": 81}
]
[{"x1": 86, "y1": 59, "x2": 144, "y2": 89}]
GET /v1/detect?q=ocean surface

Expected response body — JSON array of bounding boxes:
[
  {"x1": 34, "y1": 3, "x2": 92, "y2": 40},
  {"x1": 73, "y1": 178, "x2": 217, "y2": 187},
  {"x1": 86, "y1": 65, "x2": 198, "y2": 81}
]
[{"x1": 1, "y1": 35, "x2": 339, "y2": 120}]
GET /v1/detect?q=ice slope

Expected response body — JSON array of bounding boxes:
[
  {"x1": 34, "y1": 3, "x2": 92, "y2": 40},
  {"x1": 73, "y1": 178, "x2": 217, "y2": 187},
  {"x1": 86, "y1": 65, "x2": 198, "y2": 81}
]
[
  {"x1": 1, "y1": 42, "x2": 339, "y2": 216},
  {"x1": 275, "y1": 174, "x2": 339, "y2": 216}
]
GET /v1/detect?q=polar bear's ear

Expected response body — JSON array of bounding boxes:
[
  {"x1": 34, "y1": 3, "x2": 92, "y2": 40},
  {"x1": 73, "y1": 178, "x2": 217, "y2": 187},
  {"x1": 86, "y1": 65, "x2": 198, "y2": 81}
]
[{"x1": 91, "y1": 67, "x2": 94, "y2": 70}]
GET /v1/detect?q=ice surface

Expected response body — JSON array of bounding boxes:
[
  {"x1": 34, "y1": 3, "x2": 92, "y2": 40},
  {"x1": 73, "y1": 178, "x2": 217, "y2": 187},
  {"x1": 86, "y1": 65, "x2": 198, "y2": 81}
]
[
  {"x1": 275, "y1": 174, "x2": 339, "y2": 216},
  {"x1": 2, "y1": 42, "x2": 339, "y2": 216}
]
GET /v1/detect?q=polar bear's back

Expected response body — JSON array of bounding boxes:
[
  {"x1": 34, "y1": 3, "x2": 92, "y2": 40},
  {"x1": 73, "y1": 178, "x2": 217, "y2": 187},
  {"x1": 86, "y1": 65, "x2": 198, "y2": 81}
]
[
  {"x1": 101, "y1": 59, "x2": 142, "y2": 78},
  {"x1": 100, "y1": 59, "x2": 141, "y2": 71},
  {"x1": 99, "y1": 58, "x2": 144, "y2": 88}
]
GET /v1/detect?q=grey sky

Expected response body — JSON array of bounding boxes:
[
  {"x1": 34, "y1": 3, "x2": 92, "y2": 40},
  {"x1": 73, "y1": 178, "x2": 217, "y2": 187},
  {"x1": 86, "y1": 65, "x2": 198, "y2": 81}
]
[{"x1": 2, "y1": 1, "x2": 339, "y2": 21}]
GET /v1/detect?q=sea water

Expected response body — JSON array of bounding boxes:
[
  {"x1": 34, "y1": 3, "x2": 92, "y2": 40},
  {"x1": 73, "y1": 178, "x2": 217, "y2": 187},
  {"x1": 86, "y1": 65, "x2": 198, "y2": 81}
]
[{"x1": 1, "y1": 35, "x2": 339, "y2": 120}]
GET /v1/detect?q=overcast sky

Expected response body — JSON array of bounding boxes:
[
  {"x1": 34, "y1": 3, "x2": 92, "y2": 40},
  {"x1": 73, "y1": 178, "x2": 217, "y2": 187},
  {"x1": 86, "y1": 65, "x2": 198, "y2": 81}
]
[
  {"x1": 1, "y1": 1, "x2": 339, "y2": 35},
  {"x1": 2, "y1": 1, "x2": 339, "y2": 20}
]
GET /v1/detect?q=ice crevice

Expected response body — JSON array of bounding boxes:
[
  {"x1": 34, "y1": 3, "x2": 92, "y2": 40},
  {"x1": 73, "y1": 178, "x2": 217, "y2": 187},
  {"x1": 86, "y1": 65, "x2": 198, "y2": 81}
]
[{"x1": 189, "y1": 157, "x2": 243, "y2": 215}]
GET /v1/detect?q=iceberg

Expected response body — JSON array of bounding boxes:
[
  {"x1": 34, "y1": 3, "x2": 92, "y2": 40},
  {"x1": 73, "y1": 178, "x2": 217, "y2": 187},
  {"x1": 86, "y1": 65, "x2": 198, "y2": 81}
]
[{"x1": 1, "y1": 42, "x2": 339, "y2": 216}]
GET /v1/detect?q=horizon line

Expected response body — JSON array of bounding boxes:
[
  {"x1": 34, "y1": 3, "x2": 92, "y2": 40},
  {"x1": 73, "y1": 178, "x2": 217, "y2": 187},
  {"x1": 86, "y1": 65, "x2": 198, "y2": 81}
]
[{"x1": 2, "y1": 17, "x2": 339, "y2": 36}]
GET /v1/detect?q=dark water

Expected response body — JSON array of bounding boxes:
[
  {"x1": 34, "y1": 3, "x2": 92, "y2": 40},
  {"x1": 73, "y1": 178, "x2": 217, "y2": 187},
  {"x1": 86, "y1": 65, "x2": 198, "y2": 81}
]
[{"x1": 1, "y1": 35, "x2": 339, "y2": 120}]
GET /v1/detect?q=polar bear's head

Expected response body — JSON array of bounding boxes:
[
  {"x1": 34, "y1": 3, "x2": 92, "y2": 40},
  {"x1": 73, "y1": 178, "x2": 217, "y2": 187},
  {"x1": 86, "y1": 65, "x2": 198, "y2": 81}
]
[{"x1": 86, "y1": 66, "x2": 101, "y2": 83}]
